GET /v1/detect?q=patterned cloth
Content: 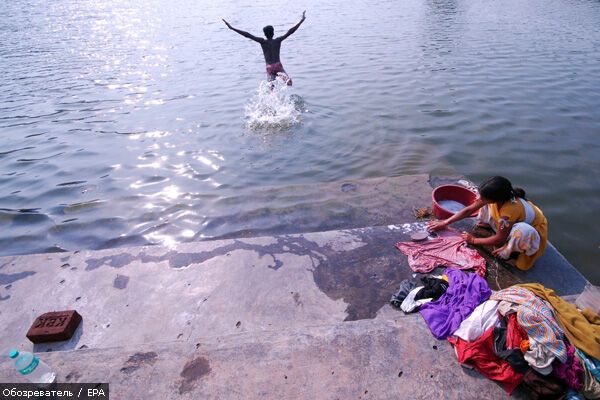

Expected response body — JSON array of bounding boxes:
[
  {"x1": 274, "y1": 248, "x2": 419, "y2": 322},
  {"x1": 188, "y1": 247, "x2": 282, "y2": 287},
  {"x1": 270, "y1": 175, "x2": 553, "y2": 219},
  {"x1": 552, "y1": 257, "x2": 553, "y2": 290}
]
[{"x1": 491, "y1": 286, "x2": 567, "y2": 363}]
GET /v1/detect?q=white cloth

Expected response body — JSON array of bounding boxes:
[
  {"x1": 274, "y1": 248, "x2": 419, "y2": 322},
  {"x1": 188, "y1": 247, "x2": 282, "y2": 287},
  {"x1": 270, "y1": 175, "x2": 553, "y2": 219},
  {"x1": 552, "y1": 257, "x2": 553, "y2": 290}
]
[
  {"x1": 400, "y1": 286, "x2": 432, "y2": 313},
  {"x1": 452, "y1": 300, "x2": 500, "y2": 341},
  {"x1": 497, "y1": 222, "x2": 540, "y2": 259},
  {"x1": 497, "y1": 300, "x2": 519, "y2": 316},
  {"x1": 524, "y1": 341, "x2": 555, "y2": 375},
  {"x1": 476, "y1": 202, "x2": 541, "y2": 260},
  {"x1": 518, "y1": 198, "x2": 536, "y2": 225}
]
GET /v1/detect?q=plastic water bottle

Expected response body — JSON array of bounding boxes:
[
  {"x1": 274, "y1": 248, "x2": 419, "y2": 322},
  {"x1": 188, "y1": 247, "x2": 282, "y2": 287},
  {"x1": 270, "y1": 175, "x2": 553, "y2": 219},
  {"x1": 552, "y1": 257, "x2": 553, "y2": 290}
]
[{"x1": 9, "y1": 349, "x2": 56, "y2": 386}]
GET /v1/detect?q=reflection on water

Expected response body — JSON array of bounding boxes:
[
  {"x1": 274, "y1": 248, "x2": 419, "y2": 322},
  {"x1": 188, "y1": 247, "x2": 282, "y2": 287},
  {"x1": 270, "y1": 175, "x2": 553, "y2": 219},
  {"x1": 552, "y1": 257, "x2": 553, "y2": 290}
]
[{"x1": 0, "y1": 0, "x2": 599, "y2": 283}]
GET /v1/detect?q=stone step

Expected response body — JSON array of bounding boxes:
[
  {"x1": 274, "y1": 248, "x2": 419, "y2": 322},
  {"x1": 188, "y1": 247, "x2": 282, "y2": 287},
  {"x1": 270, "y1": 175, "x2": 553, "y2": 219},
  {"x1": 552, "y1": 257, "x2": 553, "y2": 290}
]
[
  {"x1": 0, "y1": 317, "x2": 519, "y2": 400},
  {"x1": 194, "y1": 174, "x2": 435, "y2": 241}
]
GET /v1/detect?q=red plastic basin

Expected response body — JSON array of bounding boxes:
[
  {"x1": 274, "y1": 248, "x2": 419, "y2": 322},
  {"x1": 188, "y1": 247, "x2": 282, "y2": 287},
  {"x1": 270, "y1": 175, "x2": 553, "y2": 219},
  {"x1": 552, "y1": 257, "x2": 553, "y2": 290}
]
[{"x1": 432, "y1": 184, "x2": 478, "y2": 219}]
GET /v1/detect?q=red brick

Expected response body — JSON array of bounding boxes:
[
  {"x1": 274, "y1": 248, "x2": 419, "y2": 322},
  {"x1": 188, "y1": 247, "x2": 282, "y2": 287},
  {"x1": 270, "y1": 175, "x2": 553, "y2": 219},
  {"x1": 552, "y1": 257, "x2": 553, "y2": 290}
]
[{"x1": 26, "y1": 310, "x2": 82, "y2": 343}]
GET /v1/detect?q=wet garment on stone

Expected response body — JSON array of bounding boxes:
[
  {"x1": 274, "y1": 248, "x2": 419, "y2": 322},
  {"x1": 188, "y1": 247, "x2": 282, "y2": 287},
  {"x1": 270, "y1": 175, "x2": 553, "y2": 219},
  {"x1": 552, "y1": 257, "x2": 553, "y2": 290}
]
[
  {"x1": 552, "y1": 345, "x2": 584, "y2": 391},
  {"x1": 400, "y1": 286, "x2": 432, "y2": 313},
  {"x1": 449, "y1": 327, "x2": 524, "y2": 394},
  {"x1": 419, "y1": 268, "x2": 492, "y2": 339},
  {"x1": 521, "y1": 369, "x2": 567, "y2": 400},
  {"x1": 491, "y1": 287, "x2": 568, "y2": 363},
  {"x1": 518, "y1": 283, "x2": 600, "y2": 360},
  {"x1": 575, "y1": 351, "x2": 600, "y2": 399},
  {"x1": 390, "y1": 280, "x2": 418, "y2": 309},
  {"x1": 452, "y1": 300, "x2": 500, "y2": 342},
  {"x1": 395, "y1": 234, "x2": 486, "y2": 276},
  {"x1": 414, "y1": 276, "x2": 449, "y2": 301}
]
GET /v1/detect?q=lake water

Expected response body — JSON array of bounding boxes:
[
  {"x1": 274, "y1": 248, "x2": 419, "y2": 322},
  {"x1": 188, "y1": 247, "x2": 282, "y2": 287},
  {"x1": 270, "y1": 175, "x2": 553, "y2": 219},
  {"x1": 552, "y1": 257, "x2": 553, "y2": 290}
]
[{"x1": 1, "y1": 0, "x2": 599, "y2": 284}]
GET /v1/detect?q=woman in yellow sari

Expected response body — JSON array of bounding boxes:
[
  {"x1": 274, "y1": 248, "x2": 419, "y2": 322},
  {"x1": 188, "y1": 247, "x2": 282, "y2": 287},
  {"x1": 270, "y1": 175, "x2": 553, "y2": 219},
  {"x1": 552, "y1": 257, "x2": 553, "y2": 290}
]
[{"x1": 428, "y1": 176, "x2": 548, "y2": 270}]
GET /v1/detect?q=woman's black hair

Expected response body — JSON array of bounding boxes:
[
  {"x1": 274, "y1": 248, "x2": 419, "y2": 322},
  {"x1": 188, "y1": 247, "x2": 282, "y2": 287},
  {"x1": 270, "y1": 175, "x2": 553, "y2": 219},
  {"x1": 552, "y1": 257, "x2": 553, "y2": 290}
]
[{"x1": 478, "y1": 176, "x2": 527, "y2": 203}]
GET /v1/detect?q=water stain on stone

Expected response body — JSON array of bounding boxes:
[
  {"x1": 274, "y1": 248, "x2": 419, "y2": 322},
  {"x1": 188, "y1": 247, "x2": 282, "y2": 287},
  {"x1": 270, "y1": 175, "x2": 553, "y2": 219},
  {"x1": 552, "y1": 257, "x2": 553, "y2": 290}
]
[
  {"x1": 341, "y1": 183, "x2": 358, "y2": 192},
  {"x1": 292, "y1": 292, "x2": 303, "y2": 307},
  {"x1": 84, "y1": 236, "x2": 324, "y2": 273},
  {"x1": 120, "y1": 351, "x2": 158, "y2": 374},
  {"x1": 0, "y1": 294, "x2": 9, "y2": 301},
  {"x1": 85, "y1": 253, "x2": 137, "y2": 271},
  {"x1": 0, "y1": 271, "x2": 36, "y2": 285},
  {"x1": 65, "y1": 371, "x2": 82, "y2": 382},
  {"x1": 178, "y1": 357, "x2": 211, "y2": 394},
  {"x1": 309, "y1": 227, "x2": 416, "y2": 321},
  {"x1": 138, "y1": 238, "x2": 289, "y2": 270},
  {"x1": 113, "y1": 274, "x2": 129, "y2": 289}
]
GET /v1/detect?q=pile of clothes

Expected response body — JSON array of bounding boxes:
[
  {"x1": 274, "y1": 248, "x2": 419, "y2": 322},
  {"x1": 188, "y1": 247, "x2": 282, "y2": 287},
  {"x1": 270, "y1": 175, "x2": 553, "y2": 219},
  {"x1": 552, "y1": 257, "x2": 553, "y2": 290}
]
[{"x1": 391, "y1": 268, "x2": 600, "y2": 399}]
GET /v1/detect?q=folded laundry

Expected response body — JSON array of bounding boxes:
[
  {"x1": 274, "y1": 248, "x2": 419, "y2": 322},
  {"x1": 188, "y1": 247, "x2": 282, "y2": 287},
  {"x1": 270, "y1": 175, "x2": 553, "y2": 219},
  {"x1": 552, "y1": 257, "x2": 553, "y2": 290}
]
[
  {"x1": 395, "y1": 233, "x2": 486, "y2": 276},
  {"x1": 420, "y1": 268, "x2": 491, "y2": 339},
  {"x1": 491, "y1": 287, "x2": 568, "y2": 363},
  {"x1": 452, "y1": 300, "x2": 500, "y2": 342},
  {"x1": 449, "y1": 327, "x2": 524, "y2": 394}
]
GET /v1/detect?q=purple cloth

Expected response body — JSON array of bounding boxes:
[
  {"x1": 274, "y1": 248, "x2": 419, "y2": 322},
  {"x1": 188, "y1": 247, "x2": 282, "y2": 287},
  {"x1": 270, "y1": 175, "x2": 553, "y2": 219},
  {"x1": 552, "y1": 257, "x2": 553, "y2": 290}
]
[
  {"x1": 553, "y1": 345, "x2": 584, "y2": 390},
  {"x1": 419, "y1": 268, "x2": 492, "y2": 339}
]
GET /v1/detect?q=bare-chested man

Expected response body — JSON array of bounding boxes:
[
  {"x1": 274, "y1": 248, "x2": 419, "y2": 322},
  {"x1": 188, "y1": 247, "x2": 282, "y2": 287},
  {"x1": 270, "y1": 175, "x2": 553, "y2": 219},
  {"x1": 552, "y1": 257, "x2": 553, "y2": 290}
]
[{"x1": 222, "y1": 11, "x2": 306, "y2": 86}]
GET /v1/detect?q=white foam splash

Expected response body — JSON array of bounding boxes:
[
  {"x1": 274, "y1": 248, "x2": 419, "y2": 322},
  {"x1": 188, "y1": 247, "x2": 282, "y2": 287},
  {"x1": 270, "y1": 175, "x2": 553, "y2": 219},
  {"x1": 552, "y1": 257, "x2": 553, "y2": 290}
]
[{"x1": 244, "y1": 77, "x2": 304, "y2": 131}]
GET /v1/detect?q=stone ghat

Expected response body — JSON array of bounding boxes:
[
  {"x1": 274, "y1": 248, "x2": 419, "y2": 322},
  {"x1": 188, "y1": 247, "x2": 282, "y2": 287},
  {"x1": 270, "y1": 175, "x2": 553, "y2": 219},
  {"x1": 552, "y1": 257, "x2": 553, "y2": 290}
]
[{"x1": 0, "y1": 175, "x2": 596, "y2": 399}]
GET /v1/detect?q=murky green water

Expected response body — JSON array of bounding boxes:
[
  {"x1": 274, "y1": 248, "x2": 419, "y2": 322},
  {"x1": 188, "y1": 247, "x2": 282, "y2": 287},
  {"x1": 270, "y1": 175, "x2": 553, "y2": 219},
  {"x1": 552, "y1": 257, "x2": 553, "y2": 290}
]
[{"x1": 1, "y1": 0, "x2": 599, "y2": 283}]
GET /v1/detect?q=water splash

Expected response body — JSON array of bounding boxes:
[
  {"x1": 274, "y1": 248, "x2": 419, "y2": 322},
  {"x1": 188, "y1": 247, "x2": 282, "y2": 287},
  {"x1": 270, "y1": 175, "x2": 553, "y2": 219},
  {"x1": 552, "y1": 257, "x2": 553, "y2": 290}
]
[{"x1": 244, "y1": 77, "x2": 305, "y2": 131}]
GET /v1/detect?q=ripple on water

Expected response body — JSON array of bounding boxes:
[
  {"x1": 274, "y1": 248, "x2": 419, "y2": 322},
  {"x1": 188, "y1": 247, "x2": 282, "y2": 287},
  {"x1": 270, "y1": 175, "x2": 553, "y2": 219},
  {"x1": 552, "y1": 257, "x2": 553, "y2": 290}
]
[{"x1": 0, "y1": 0, "x2": 599, "y2": 283}]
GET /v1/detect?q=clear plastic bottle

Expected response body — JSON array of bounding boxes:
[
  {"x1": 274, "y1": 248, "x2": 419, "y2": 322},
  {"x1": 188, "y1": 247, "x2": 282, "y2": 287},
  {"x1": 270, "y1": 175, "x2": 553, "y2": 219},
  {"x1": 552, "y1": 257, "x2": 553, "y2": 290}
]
[{"x1": 9, "y1": 349, "x2": 56, "y2": 386}]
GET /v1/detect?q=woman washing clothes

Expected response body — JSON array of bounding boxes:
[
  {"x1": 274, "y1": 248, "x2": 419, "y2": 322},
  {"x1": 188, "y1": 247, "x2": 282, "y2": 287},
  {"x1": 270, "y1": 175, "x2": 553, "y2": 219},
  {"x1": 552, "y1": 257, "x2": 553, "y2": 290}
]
[{"x1": 428, "y1": 176, "x2": 548, "y2": 270}]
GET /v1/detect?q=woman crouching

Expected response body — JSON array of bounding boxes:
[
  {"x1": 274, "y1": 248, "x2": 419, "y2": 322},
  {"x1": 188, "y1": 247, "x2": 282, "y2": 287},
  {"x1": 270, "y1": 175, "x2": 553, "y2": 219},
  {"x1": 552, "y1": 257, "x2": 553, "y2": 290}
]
[{"x1": 428, "y1": 176, "x2": 548, "y2": 270}]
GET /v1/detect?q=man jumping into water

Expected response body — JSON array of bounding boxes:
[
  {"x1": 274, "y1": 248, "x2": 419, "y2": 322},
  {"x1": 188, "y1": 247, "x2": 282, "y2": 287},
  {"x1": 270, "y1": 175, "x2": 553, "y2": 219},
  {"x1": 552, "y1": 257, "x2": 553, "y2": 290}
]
[{"x1": 222, "y1": 11, "x2": 306, "y2": 86}]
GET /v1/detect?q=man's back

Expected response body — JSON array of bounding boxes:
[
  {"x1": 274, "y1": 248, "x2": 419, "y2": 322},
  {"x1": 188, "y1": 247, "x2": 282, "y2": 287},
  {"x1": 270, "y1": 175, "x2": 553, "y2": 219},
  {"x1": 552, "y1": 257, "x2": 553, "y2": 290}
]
[{"x1": 260, "y1": 38, "x2": 282, "y2": 65}]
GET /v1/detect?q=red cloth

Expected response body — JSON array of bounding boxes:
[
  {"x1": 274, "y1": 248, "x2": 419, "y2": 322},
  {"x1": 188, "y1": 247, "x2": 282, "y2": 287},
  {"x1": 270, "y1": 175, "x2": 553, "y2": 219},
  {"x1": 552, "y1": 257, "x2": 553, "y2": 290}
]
[
  {"x1": 506, "y1": 313, "x2": 528, "y2": 349},
  {"x1": 265, "y1": 62, "x2": 291, "y2": 85},
  {"x1": 395, "y1": 235, "x2": 486, "y2": 276},
  {"x1": 449, "y1": 327, "x2": 524, "y2": 393}
]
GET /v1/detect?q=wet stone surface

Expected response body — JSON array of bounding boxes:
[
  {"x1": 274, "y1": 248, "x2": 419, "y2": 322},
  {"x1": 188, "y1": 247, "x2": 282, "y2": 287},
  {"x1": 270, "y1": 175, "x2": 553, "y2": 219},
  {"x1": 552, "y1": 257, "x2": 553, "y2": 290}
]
[{"x1": 179, "y1": 356, "x2": 211, "y2": 394}]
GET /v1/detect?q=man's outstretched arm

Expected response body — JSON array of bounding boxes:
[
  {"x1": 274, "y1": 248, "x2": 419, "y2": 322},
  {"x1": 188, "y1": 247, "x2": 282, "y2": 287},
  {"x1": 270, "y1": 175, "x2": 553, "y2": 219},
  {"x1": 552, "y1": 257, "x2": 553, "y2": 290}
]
[
  {"x1": 278, "y1": 11, "x2": 306, "y2": 41},
  {"x1": 222, "y1": 19, "x2": 263, "y2": 42}
]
